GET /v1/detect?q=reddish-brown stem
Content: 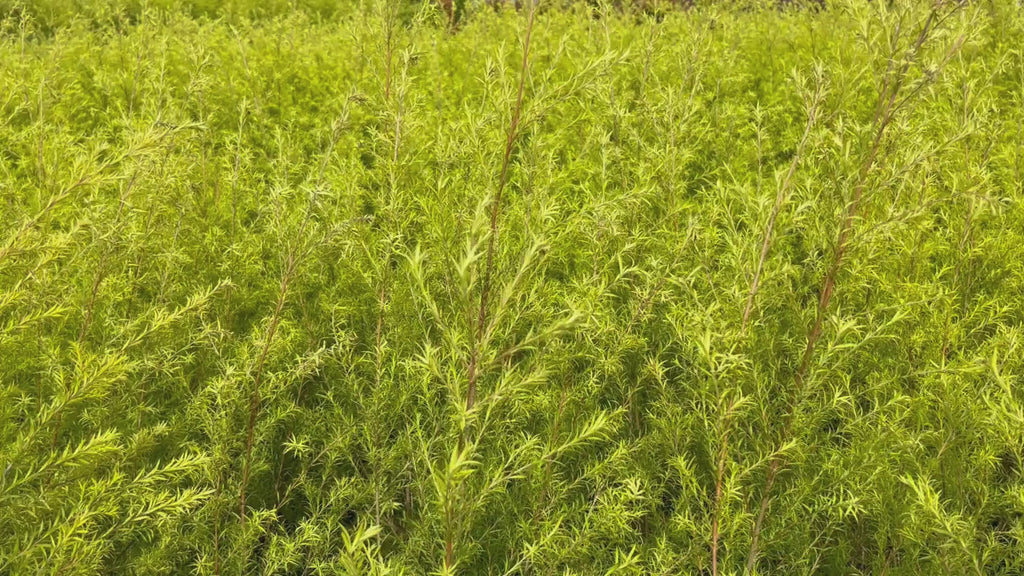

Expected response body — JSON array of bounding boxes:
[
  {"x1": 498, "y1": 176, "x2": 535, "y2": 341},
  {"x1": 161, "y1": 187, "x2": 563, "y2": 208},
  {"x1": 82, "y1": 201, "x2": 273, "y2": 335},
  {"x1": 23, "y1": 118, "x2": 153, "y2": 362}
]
[
  {"x1": 78, "y1": 172, "x2": 141, "y2": 345},
  {"x1": 213, "y1": 473, "x2": 223, "y2": 576},
  {"x1": 239, "y1": 195, "x2": 318, "y2": 522},
  {"x1": 444, "y1": 537, "x2": 454, "y2": 570},
  {"x1": 744, "y1": 6, "x2": 950, "y2": 573},
  {"x1": 742, "y1": 86, "x2": 823, "y2": 332},
  {"x1": 446, "y1": 5, "x2": 538, "y2": 571},
  {"x1": 745, "y1": 104, "x2": 887, "y2": 576},
  {"x1": 466, "y1": 0, "x2": 537, "y2": 413},
  {"x1": 238, "y1": 250, "x2": 295, "y2": 522},
  {"x1": 711, "y1": 397, "x2": 742, "y2": 576},
  {"x1": 0, "y1": 176, "x2": 90, "y2": 265},
  {"x1": 78, "y1": 266, "x2": 107, "y2": 345},
  {"x1": 711, "y1": 429, "x2": 730, "y2": 576},
  {"x1": 533, "y1": 382, "x2": 569, "y2": 527},
  {"x1": 384, "y1": 4, "x2": 394, "y2": 101},
  {"x1": 440, "y1": 0, "x2": 454, "y2": 28}
]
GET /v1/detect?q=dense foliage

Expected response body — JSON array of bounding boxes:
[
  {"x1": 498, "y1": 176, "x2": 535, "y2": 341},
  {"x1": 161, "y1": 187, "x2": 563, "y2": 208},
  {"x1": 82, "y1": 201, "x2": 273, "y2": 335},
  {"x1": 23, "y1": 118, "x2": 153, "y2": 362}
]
[{"x1": 1, "y1": 0, "x2": 1023, "y2": 574}]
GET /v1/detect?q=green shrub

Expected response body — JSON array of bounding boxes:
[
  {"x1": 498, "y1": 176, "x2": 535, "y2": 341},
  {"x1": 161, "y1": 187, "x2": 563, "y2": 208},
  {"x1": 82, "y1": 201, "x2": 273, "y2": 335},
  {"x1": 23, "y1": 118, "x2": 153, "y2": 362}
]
[{"x1": 1, "y1": 0, "x2": 1023, "y2": 574}]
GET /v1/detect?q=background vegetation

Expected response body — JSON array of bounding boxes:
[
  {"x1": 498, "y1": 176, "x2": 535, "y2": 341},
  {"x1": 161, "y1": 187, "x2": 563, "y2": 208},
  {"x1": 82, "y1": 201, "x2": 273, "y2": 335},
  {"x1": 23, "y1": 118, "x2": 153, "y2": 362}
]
[{"x1": 1, "y1": 0, "x2": 1023, "y2": 574}]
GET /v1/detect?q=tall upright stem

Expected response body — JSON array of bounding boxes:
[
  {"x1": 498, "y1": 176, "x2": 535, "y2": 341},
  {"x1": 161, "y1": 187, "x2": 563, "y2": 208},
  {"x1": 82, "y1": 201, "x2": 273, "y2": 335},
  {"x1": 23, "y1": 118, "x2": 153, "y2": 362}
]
[
  {"x1": 744, "y1": 5, "x2": 954, "y2": 573},
  {"x1": 465, "y1": 0, "x2": 538, "y2": 413}
]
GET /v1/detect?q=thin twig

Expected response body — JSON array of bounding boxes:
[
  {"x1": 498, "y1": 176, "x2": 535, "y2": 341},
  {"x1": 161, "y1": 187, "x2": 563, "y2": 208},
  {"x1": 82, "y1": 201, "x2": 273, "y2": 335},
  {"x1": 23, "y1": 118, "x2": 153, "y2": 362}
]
[
  {"x1": 745, "y1": 4, "x2": 960, "y2": 572},
  {"x1": 466, "y1": 0, "x2": 538, "y2": 413},
  {"x1": 742, "y1": 78, "x2": 825, "y2": 332}
]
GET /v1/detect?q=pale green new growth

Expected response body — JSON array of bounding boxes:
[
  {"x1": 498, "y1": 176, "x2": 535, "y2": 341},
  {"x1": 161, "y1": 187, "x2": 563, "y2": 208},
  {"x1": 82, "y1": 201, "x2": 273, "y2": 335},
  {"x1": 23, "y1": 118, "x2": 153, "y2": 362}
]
[{"x1": 1, "y1": 0, "x2": 1023, "y2": 574}]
